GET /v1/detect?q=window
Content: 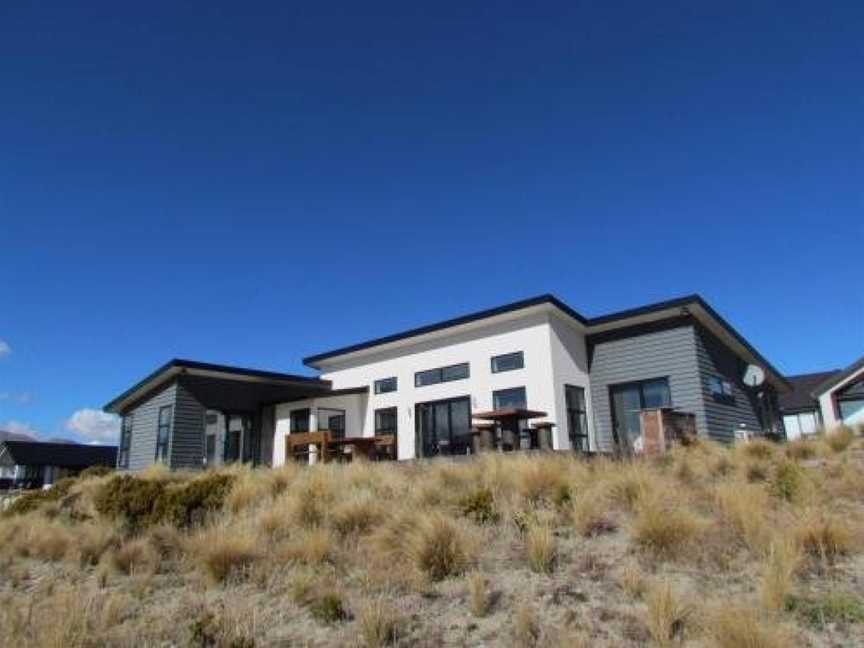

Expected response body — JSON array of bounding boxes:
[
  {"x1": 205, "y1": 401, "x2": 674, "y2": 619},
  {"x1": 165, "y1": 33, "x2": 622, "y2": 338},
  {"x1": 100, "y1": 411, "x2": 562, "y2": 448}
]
[
  {"x1": 155, "y1": 406, "x2": 172, "y2": 464},
  {"x1": 290, "y1": 408, "x2": 310, "y2": 434},
  {"x1": 374, "y1": 377, "x2": 398, "y2": 394},
  {"x1": 118, "y1": 415, "x2": 133, "y2": 468},
  {"x1": 318, "y1": 408, "x2": 346, "y2": 439},
  {"x1": 491, "y1": 351, "x2": 524, "y2": 373},
  {"x1": 708, "y1": 375, "x2": 735, "y2": 404},
  {"x1": 415, "y1": 362, "x2": 470, "y2": 387},
  {"x1": 610, "y1": 377, "x2": 672, "y2": 449},
  {"x1": 565, "y1": 385, "x2": 589, "y2": 452},
  {"x1": 375, "y1": 407, "x2": 398, "y2": 435},
  {"x1": 493, "y1": 386, "x2": 527, "y2": 410}
]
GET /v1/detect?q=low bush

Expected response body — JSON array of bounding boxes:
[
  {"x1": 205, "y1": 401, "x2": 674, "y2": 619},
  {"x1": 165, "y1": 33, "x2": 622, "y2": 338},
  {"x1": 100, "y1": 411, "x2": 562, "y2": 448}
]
[
  {"x1": 824, "y1": 426, "x2": 854, "y2": 453},
  {"x1": 466, "y1": 571, "x2": 491, "y2": 617},
  {"x1": 94, "y1": 473, "x2": 234, "y2": 531},
  {"x1": 571, "y1": 492, "x2": 616, "y2": 537},
  {"x1": 308, "y1": 589, "x2": 350, "y2": 624},
  {"x1": 525, "y1": 521, "x2": 556, "y2": 574},
  {"x1": 645, "y1": 581, "x2": 690, "y2": 647},
  {"x1": 78, "y1": 465, "x2": 113, "y2": 480},
  {"x1": 770, "y1": 461, "x2": 805, "y2": 502},
  {"x1": 707, "y1": 606, "x2": 788, "y2": 648},
  {"x1": 110, "y1": 538, "x2": 158, "y2": 575},
  {"x1": 795, "y1": 512, "x2": 852, "y2": 563},
  {"x1": 785, "y1": 439, "x2": 817, "y2": 461},
  {"x1": 631, "y1": 498, "x2": 700, "y2": 559},
  {"x1": 759, "y1": 538, "x2": 800, "y2": 610},
  {"x1": 458, "y1": 486, "x2": 500, "y2": 525},
  {"x1": 357, "y1": 598, "x2": 399, "y2": 646},
  {"x1": 4, "y1": 478, "x2": 76, "y2": 517},
  {"x1": 199, "y1": 535, "x2": 259, "y2": 584},
  {"x1": 741, "y1": 439, "x2": 776, "y2": 460},
  {"x1": 408, "y1": 513, "x2": 473, "y2": 581}
]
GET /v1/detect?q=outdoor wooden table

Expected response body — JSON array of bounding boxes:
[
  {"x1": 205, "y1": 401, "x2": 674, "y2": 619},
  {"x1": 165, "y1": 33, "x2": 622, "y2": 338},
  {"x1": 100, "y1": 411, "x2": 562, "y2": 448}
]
[
  {"x1": 531, "y1": 421, "x2": 556, "y2": 450},
  {"x1": 328, "y1": 437, "x2": 377, "y2": 462},
  {"x1": 473, "y1": 408, "x2": 548, "y2": 452}
]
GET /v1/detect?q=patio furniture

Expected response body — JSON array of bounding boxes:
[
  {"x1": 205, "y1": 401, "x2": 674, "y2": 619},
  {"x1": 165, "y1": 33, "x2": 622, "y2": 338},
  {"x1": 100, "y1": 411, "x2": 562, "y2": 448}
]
[
  {"x1": 473, "y1": 408, "x2": 548, "y2": 452},
  {"x1": 328, "y1": 436, "x2": 377, "y2": 462},
  {"x1": 470, "y1": 423, "x2": 496, "y2": 454},
  {"x1": 286, "y1": 431, "x2": 332, "y2": 464},
  {"x1": 531, "y1": 421, "x2": 556, "y2": 450},
  {"x1": 373, "y1": 434, "x2": 397, "y2": 461}
]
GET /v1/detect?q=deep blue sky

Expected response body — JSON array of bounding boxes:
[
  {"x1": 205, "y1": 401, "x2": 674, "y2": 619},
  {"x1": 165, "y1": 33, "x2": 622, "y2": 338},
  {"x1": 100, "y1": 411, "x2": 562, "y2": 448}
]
[{"x1": 1, "y1": 1, "x2": 862, "y2": 442}]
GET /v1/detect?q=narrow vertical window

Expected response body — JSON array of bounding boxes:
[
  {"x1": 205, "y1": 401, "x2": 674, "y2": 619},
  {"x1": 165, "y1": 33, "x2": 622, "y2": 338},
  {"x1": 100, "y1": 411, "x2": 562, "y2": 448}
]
[
  {"x1": 155, "y1": 405, "x2": 172, "y2": 464},
  {"x1": 118, "y1": 414, "x2": 133, "y2": 468},
  {"x1": 565, "y1": 385, "x2": 589, "y2": 452}
]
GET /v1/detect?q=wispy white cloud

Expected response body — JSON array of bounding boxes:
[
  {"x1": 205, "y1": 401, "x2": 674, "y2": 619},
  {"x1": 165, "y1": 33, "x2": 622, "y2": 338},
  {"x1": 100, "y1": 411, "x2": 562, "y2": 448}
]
[
  {"x1": 0, "y1": 391, "x2": 32, "y2": 404},
  {"x1": 65, "y1": 408, "x2": 120, "y2": 444},
  {"x1": 0, "y1": 340, "x2": 10, "y2": 358}
]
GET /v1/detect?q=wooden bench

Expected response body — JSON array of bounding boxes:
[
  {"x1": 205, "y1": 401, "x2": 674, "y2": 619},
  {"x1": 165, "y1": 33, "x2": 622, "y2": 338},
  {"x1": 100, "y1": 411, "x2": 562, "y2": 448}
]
[{"x1": 286, "y1": 431, "x2": 332, "y2": 464}]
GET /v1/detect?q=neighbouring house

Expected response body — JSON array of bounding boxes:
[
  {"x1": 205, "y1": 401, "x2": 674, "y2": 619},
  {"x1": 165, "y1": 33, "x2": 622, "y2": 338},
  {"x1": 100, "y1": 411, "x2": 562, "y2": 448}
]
[
  {"x1": 0, "y1": 441, "x2": 118, "y2": 489},
  {"x1": 103, "y1": 294, "x2": 789, "y2": 471},
  {"x1": 812, "y1": 355, "x2": 864, "y2": 430},
  {"x1": 778, "y1": 370, "x2": 839, "y2": 440}
]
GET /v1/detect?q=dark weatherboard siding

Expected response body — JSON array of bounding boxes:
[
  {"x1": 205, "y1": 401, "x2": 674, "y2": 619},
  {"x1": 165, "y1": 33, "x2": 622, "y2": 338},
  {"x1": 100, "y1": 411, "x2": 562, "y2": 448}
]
[
  {"x1": 693, "y1": 326, "x2": 762, "y2": 441},
  {"x1": 587, "y1": 323, "x2": 704, "y2": 451},
  {"x1": 124, "y1": 381, "x2": 177, "y2": 471},
  {"x1": 171, "y1": 379, "x2": 206, "y2": 470}
]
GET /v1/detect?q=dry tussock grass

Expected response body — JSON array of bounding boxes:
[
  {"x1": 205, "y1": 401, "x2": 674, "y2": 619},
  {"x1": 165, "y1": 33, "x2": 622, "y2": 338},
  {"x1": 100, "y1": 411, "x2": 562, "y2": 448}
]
[{"x1": 1, "y1": 437, "x2": 862, "y2": 646}]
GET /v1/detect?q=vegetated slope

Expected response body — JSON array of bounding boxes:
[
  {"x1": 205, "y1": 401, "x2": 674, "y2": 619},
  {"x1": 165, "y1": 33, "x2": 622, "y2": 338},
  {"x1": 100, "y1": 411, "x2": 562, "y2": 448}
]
[{"x1": 1, "y1": 427, "x2": 863, "y2": 647}]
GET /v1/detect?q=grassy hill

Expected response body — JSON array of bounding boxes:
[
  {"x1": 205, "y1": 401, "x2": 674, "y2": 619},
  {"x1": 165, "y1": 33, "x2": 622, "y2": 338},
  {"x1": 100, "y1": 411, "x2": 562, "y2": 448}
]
[{"x1": 1, "y1": 428, "x2": 863, "y2": 647}]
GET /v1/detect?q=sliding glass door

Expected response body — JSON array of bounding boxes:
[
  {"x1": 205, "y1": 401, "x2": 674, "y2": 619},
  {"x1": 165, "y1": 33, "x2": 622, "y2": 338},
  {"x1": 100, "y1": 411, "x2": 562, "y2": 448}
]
[
  {"x1": 609, "y1": 378, "x2": 671, "y2": 451},
  {"x1": 416, "y1": 396, "x2": 471, "y2": 457}
]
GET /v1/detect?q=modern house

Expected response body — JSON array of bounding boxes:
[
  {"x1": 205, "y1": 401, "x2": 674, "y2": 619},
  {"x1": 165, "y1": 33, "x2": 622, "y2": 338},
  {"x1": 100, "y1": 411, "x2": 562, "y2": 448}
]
[
  {"x1": 778, "y1": 371, "x2": 838, "y2": 440},
  {"x1": 0, "y1": 441, "x2": 118, "y2": 490},
  {"x1": 104, "y1": 294, "x2": 789, "y2": 471},
  {"x1": 812, "y1": 355, "x2": 864, "y2": 430}
]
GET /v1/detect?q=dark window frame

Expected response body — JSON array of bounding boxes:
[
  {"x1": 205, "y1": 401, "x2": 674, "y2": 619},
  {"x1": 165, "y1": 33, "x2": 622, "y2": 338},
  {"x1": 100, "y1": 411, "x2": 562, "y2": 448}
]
[
  {"x1": 608, "y1": 377, "x2": 672, "y2": 447},
  {"x1": 491, "y1": 351, "x2": 525, "y2": 374},
  {"x1": 414, "y1": 362, "x2": 470, "y2": 388},
  {"x1": 317, "y1": 407, "x2": 346, "y2": 439},
  {"x1": 374, "y1": 407, "x2": 398, "y2": 435},
  {"x1": 707, "y1": 375, "x2": 736, "y2": 405},
  {"x1": 155, "y1": 405, "x2": 172, "y2": 464},
  {"x1": 565, "y1": 384, "x2": 589, "y2": 452},
  {"x1": 492, "y1": 386, "x2": 528, "y2": 410},
  {"x1": 118, "y1": 414, "x2": 133, "y2": 468},
  {"x1": 289, "y1": 408, "x2": 311, "y2": 434},
  {"x1": 374, "y1": 377, "x2": 398, "y2": 394}
]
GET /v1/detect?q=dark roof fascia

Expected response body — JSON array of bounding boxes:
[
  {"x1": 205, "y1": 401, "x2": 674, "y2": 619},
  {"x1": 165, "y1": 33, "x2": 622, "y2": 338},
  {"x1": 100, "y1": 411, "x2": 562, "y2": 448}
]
[
  {"x1": 0, "y1": 441, "x2": 118, "y2": 468},
  {"x1": 587, "y1": 294, "x2": 790, "y2": 390},
  {"x1": 810, "y1": 355, "x2": 864, "y2": 397},
  {"x1": 104, "y1": 358, "x2": 331, "y2": 413},
  {"x1": 303, "y1": 294, "x2": 588, "y2": 368}
]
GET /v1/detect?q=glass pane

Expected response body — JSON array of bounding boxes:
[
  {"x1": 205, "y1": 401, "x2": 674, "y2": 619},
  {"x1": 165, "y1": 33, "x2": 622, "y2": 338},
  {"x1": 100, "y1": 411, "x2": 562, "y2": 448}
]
[
  {"x1": 565, "y1": 385, "x2": 585, "y2": 410},
  {"x1": 442, "y1": 363, "x2": 469, "y2": 382},
  {"x1": 642, "y1": 379, "x2": 671, "y2": 408},
  {"x1": 799, "y1": 412, "x2": 818, "y2": 435},
  {"x1": 494, "y1": 387, "x2": 527, "y2": 409},
  {"x1": 612, "y1": 385, "x2": 642, "y2": 446},
  {"x1": 783, "y1": 415, "x2": 801, "y2": 440},
  {"x1": 375, "y1": 377, "x2": 397, "y2": 393},
  {"x1": 450, "y1": 399, "x2": 471, "y2": 436},
  {"x1": 492, "y1": 352, "x2": 524, "y2": 373},
  {"x1": 159, "y1": 407, "x2": 172, "y2": 425},
  {"x1": 415, "y1": 369, "x2": 439, "y2": 387},
  {"x1": 839, "y1": 399, "x2": 864, "y2": 424},
  {"x1": 434, "y1": 403, "x2": 450, "y2": 448}
]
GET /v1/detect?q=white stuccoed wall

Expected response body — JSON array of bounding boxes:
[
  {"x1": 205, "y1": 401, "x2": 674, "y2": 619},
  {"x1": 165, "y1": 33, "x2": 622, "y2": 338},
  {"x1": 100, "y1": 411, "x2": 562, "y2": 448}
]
[{"x1": 276, "y1": 309, "x2": 592, "y2": 460}]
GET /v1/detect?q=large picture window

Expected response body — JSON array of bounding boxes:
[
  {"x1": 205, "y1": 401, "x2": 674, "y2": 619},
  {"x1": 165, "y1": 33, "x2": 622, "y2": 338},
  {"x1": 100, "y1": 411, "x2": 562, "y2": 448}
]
[
  {"x1": 493, "y1": 386, "x2": 527, "y2": 410},
  {"x1": 118, "y1": 414, "x2": 133, "y2": 468},
  {"x1": 491, "y1": 351, "x2": 524, "y2": 373},
  {"x1": 375, "y1": 407, "x2": 398, "y2": 435},
  {"x1": 155, "y1": 406, "x2": 172, "y2": 464},
  {"x1": 415, "y1": 362, "x2": 470, "y2": 387}
]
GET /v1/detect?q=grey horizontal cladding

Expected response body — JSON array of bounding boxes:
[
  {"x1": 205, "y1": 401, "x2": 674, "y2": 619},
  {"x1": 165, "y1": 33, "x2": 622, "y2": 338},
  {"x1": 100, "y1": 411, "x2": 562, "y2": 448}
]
[
  {"x1": 125, "y1": 381, "x2": 177, "y2": 471},
  {"x1": 171, "y1": 379, "x2": 206, "y2": 470},
  {"x1": 588, "y1": 325, "x2": 704, "y2": 451},
  {"x1": 693, "y1": 325, "x2": 761, "y2": 441}
]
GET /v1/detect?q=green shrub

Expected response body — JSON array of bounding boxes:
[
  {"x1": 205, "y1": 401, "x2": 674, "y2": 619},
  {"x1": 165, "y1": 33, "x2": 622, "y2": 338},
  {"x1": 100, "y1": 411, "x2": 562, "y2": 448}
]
[
  {"x1": 825, "y1": 426, "x2": 854, "y2": 453},
  {"x1": 308, "y1": 590, "x2": 350, "y2": 624},
  {"x1": 770, "y1": 461, "x2": 805, "y2": 502},
  {"x1": 4, "y1": 478, "x2": 76, "y2": 516},
  {"x1": 459, "y1": 487, "x2": 500, "y2": 525},
  {"x1": 154, "y1": 473, "x2": 235, "y2": 528},
  {"x1": 94, "y1": 475, "x2": 166, "y2": 531},
  {"x1": 785, "y1": 592, "x2": 864, "y2": 628},
  {"x1": 94, "y1": 473, "x2": 234, "y2": 531}
]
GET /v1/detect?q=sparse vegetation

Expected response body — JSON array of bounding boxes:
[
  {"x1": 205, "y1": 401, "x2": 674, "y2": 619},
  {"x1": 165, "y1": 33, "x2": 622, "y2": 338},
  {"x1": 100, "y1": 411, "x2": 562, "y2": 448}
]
[{"x1": 0, "y1": 438, "x2": 861, "y2": 646}]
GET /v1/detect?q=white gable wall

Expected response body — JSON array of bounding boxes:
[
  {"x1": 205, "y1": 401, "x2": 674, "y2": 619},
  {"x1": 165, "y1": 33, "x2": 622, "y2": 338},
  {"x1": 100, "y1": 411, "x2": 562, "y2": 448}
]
[{"x1": 306, "y1": 311, "x2": 589, "y2": 459}]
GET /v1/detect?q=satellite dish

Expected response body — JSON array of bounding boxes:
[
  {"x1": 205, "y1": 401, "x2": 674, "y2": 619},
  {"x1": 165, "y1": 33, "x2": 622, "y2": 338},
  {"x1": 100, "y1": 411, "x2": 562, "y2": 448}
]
[{"x1": 743, "y1": 364, "x2": 765, "y2": 388}]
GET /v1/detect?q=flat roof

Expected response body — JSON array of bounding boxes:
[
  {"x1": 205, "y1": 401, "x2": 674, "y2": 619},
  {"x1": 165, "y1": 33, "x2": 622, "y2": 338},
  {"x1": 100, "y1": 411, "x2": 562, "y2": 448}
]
[
  {"x1": 104, "y1": 358, "x2": 331, "y2": 413},
  {"x1": 303, "y1": 293, "x2": 789, "y2": 389}
]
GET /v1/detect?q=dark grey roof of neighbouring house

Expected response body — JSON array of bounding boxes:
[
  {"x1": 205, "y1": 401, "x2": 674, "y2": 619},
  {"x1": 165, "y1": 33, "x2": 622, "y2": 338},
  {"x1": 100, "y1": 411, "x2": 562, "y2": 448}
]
[
  {"x1": 0, "y1": 441, "x2": 117, "y2": 468},
  {"x1": 778, "y1": 371, "x2": 840, "y2": 413},
  {"x1": 810, "y1": 355, "x2": 864, "y2": 397}
]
